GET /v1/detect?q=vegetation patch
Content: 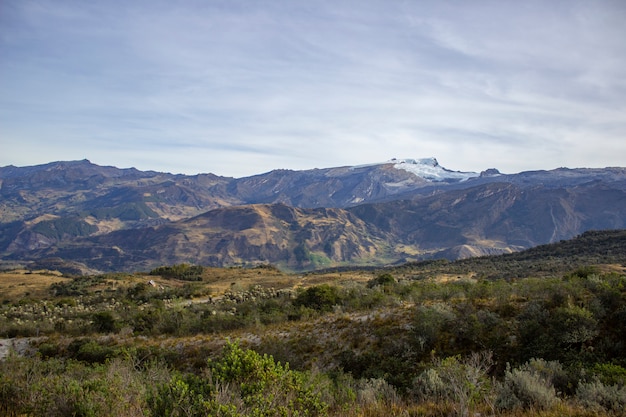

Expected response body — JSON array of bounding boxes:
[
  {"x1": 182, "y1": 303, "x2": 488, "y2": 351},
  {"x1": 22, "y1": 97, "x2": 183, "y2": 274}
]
[
  {"x1": 1, "y1": 234, "x2": 626, "y2": 416},
  {"x1": 149, "y1": 263, "x2": 204, "y2": 281}
]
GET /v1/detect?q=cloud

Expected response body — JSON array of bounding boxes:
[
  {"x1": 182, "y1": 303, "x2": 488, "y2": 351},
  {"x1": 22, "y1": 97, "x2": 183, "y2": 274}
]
[{"x1": 1, "y1": 0, "x2": 625, "y2": 177}]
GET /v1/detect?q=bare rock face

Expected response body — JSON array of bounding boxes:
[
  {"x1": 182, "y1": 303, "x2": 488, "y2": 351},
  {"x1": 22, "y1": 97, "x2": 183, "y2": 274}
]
[{"x1": 1, "y1": 160, "x2": 625, "y2": 272}]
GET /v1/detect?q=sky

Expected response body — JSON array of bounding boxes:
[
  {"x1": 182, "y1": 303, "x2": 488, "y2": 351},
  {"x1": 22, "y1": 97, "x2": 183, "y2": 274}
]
[{"x1": 1, "y1": 0, "x2": 625, "y2": 178}]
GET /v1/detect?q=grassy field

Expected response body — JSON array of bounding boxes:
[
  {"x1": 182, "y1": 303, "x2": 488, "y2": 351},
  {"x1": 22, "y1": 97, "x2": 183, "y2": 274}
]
[
  {"x1": 0, "y1": 264, "x2": 380, "y2": 306},
  {"x1": 0, "y1": 270, "x2": 68, "y2": 300}
]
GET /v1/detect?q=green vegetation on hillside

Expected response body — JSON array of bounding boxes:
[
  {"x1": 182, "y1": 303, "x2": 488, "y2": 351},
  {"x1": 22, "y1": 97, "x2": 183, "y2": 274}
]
[
  {"x1": 31, "y1": 217, "x2": 98, "y2": 240},
  {"x1": 1, "y1": 231, "x2": 625, "y2": 416},
  {"x1": 86, "y1": 202, "x2": 159, "y2": 221},
  {"x1": 149, "y1": 263, "x2": 204, "y2": 281}
]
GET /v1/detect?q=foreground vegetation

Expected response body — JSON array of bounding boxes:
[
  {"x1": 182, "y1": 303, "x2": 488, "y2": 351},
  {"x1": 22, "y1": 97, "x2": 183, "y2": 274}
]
[{"x1": 1, "y1": 231, "x2": 626, "y2": 416}]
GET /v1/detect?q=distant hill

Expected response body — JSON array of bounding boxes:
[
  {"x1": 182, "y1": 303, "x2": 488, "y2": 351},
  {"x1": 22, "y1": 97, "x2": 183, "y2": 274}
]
[
  {"x1": 1, "y1": 159, "x2": 625, "y2": 272},
  {"x1": 389, "y1": 229, "x2": 626, "y2": 280}
]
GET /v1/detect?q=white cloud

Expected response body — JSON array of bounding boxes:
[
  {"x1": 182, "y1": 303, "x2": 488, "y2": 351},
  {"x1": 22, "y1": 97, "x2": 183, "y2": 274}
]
[{"x1": 1, "y1": 0, "x2": 625, "y2": 177}]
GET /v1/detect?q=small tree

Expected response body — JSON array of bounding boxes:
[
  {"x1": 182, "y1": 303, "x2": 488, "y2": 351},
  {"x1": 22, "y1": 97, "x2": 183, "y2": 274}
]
[
  {"x1": 294, "y1": 285, "x2": 341, "y2": 312},
  {"x1": 367, "y1": 273, "x2": 395, "y2": 289},
  {"x1": 92, "y1": 311, "x2": 117, "y2": 333}
]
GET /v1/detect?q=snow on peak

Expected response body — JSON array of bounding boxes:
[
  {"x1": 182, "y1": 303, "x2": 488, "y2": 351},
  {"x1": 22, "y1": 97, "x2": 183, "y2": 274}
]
[{"x1": 390, "y1": 158, "x2": 479, "y2": 182}]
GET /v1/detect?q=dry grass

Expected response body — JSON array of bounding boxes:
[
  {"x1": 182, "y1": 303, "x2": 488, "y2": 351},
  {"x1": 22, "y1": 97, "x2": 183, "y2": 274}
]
[
  {"x1": 0, "y1": 265, "x2": 372, "y2": 304},
  {"x1": 426, "y1": 272, "x2": 477, "y2": 283},
  {"x1": 0, "y1": 264, "x2": 475, "y2": 303},
  {"x1": 597, "y1": 263, "x2": 626, "y2": 274},
  {"x1": 201, "y1": 266, "x2": 299, "y2": 294},
  {"x1": 198, "y1": 266, "x2": 377, "y2": 295},
  {"x1": 0, "y1": 270, "x2": 68, "y2": 300}
]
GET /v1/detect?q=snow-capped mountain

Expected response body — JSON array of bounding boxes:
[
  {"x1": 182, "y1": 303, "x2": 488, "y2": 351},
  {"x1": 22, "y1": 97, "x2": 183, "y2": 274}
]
[
  {"x1": 390, "y1": 157, "x2": 479, "y2": 182},
  {"x1": 1, "y1": 158, "x2": 625, "y2": 273}
]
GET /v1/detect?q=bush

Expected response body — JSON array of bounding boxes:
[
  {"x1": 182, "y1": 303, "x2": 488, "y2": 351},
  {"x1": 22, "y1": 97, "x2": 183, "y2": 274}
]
[
  {"x1": 521, "y1": 357, "x2": 570, "y2": 395},
  {"x1": 590, "y1": 363, "x2": 626, "y2": 386},
  {"x1": 147, "y1": 373, "x2": 213, "y2": 417},
  {"x1": 92, "y1": 311, "x2": 118, "y2": 333},
  {"x1": 294, "y1": 285, "x2": 341, "y2": 312},
  {"x1": 367, "y1": 273, "x2": 395, "y2": 289},
  {"x1": 576, "y1": 379, "x2": 626, "y2": 413},
  {"x1": 354, "y1": 378, "x2": 399, "y2": 407},
  {"x1": 412, "y1": 368, "x2": 447, "y2": 402},
  {"x1": 208, "y1": 340, "x2": 328, "y2": 416},
  {"x1": 149, "y1": 341, "x2": 329, "y2": 417},
  {"x1": 0, "y1": 355, "x2": 148, "y2": 417},
  {"x1": 411, "y1": 303, "x2": 456, "y2": 355},
  {"x1": 76, "y1": 340, "x2": 118, "y2": 363},
  {"x1": 495, "y1": 359, "x2": 560, "y2": 411},
  {"x1": 412, "y1": 352, "x2": 493, "y2": 417}
]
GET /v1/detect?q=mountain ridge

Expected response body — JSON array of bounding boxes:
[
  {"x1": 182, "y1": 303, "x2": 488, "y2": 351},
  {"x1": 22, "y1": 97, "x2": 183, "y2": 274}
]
[{"x1": 1, "y1": 159, "x2": 625, "y2": 273}]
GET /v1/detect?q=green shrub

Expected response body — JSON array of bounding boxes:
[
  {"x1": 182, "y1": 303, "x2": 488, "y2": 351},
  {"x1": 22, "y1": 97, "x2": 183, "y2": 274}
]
[
  {"x1": 566, "y1": 265, "x2": 599, "y2": 280},
  {"x1": 412, "y1": 352, "x2": 493, "y2": 417},
  {"x1": 411, "y1": 303, "x2": 456, "y2": 355},
  {"x1": 576, "y1": 379, "x2": 626, "y2": 413},
  {"x1": 208, "y1": 340, "x2": 328, "y2": 416},
  {"x1": 0, "y1": 355, "x2": 148, "y2": 417},
  {"x1": 590, "y1": 363, "x2": 626, "y2": 386},
  {"x1": 148, "y1": 340, "x2": 329, "y2": 417},
  {"x1": 38, "y1": 342, "x2": 61, "y2": 358},
  {"x1": 0, "y1": 370, "x2": 21, "y2": 416},
  {"x1": 412, "y1": 368, "x2": 447, "y2": 402},
  {"x1": 294, "y1": 285, "x2": 340, "y2": 312},
  {"x1": 367, "y1": 273, "x2": 395, "y2": 289},
  {"x1": 495, "y1": 359, "x2": 560, "y2": 411},
  {"x1": 92, "y1": 311, "x2": 118, "y2": 333},
  {"x1": 149, "y1": 264, "x2": 204, "y2": 281},
  {"x1": 76, "y1": 340, "x2": 118, "y2": 363},
  {"x1": 354, "y1": 378, "x2": 399, "y2": 406},
  {"x1": 147, "y1": 373, "x2": 213, "y2": 417}
]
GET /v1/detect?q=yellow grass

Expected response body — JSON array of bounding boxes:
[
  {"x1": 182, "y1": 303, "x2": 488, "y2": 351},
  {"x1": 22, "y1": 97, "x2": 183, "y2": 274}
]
[
  {"x1": 598, "y1": 263, "x2": 626, "y2": 274},
  {"x1": 0, "y1": 261, "x2": 503, "y2": 303},
  {"x1": 0, "y1": 265, "x2": 376, "y2": 305},
  {"x1": 0, "y1": 270, "x2": 68, "y2": 300}
]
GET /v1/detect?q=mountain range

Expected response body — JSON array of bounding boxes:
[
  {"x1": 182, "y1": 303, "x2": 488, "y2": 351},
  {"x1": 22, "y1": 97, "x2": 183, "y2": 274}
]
[{"x1": 1, "y1": 158, "x2": 625, "y2": 274}]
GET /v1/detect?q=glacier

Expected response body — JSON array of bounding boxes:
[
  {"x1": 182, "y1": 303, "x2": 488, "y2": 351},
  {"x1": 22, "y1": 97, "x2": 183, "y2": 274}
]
[{"x1": 390, "y1": 158, "x2": 479, "y2": 182}]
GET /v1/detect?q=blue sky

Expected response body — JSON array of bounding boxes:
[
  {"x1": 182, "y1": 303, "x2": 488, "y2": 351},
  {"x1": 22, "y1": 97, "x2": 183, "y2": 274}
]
[{"x1": 1, "y1": 0, "x2": 625, "y2": 177}]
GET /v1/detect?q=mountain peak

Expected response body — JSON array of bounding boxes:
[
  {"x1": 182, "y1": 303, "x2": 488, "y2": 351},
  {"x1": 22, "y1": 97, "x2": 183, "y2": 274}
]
[{"x1": 389, "y1": 157, "x2": 479, "y2": 182}]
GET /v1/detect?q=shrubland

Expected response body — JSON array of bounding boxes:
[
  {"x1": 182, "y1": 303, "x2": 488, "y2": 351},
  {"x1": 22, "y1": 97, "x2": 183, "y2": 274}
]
[{"x1": 1, "y1": 232, "x2": 626, "y2": 416}]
